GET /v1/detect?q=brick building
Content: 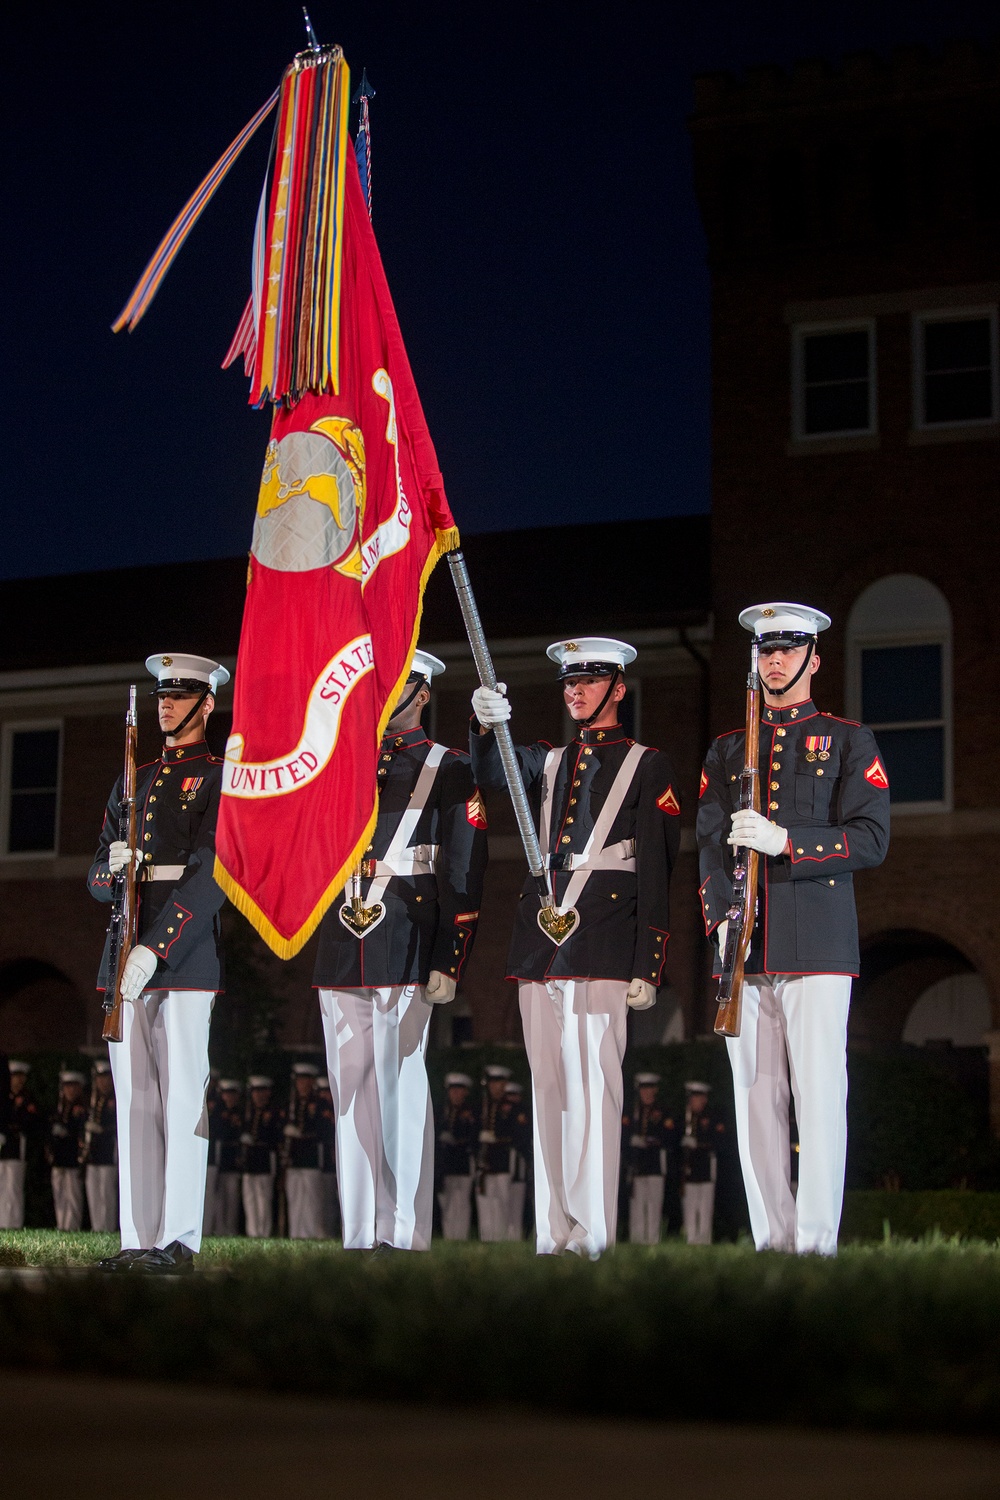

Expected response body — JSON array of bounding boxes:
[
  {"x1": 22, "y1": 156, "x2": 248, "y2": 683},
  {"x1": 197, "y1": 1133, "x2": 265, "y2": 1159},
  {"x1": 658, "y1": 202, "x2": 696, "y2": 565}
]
[
  {"x1": 3, "y1": 37, "x2": 999, "y2": 1131},
  {"x1": 0, "y1": 517, "x2": 711, "y2": 1056},
  {"x1": 689, "y1": 40, "x2": 1000, "y2": 1122}
]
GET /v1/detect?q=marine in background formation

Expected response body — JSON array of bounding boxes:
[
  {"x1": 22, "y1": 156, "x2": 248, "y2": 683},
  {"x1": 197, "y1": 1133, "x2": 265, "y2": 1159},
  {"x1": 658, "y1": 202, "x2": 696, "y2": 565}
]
[
  {"x1": 503, "y1": 1080, "x2": 531, "y2": 1241},
  {"x1": 315, "y1": 650, "x2": 488, "y2": 1252},
  {"x1": 436, "y1": 1071, "x2": 477, "y2": 1240},
  {"x1": 283, "y1": 1062, "x2": 325, "y2": 1239},
  {"x1": 472, "y1": 638, "x2": 679, "y2": 1258},
  {"x1": 81, "y1": 1061, "x2": 119, "y2": 1234},
  {"x1": 679, "y1": 1081, "x2": 724, "y2": 1245},
  {"x1": 475, "y1": 1063, "x2": 516, "y2": 1242},
  {"x1": 211, "y1": 1079, "x2": 245, "y2": 1237},
  {"x1": 88, "y1": 653, "x2": 229, "y2": 1274},
  {"x1": 241, "y1": 1075, "x2": 283, "y2": 1238},
  {"x1": 697, "y1": 604, "x2": 890, "y2": 1255},
  {"x1": 623, "y1": 1071, "x2": 670, "y2": 1245},
  {"x1": 0, "y1": 1061, "x2": 39, "y2": 1230},
  {"x1": 47, "y1": 1069, "x2": 88, "y2": 1231}
]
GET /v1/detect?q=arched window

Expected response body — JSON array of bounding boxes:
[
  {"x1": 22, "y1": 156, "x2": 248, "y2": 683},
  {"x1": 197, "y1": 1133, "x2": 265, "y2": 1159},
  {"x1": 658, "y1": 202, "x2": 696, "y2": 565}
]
[{"x1": 846, "y1": 575, "x2": 952, "y2": 812}]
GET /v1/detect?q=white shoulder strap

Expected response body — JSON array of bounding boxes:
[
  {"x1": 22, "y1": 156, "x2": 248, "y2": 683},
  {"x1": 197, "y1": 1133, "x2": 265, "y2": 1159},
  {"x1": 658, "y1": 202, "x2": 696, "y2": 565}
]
[
  {"x1": 350, "y1": 742, "x2": 449, "y2": 905},
  {"x1": 556, "y1": 742, "x2": 647, "y2": 914}
]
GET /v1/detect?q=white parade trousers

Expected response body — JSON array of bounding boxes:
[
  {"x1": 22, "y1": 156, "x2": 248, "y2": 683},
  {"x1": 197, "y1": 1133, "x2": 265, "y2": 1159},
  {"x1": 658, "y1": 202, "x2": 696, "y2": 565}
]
[
  {"x1": 682, "y1": 1182, "x2": 716, "y2": 1245},
  {"x1": 51, "y1": 1167, "x2": 85, "y2": 1231},
  {"x1": 519, "y1": 978, "x2": 628, "y2": 1258},
  {"x1": 214, "y1": 1172, "x2": 242, "y2": 1236},
  {"x1": 726, "y1": 973, "x2": 852, "y2": 1256},
  {"x1": 85, "y1": 1164, "x2": 119, "y2": 1232},
  {"x1": 203, "y1": 1163, "x2": 219, "y2": 1235},
  {"x1": 438, "y1": 1174, "x2": 473, "y2": 1240},
  {"x1": 286, "y1": 1167, "x2": 326, "y2": 1238},
  {"x1": 242, "y1": 1173, "x2": 274, "y2": 1238},
  {"x1": 629, "y1": 1175, "x2": 665, "y2": 1245},
  {"x1": 476, "y1": 1172, "x2": 512, "y2": 1241},
  {"x1": 110, "y1": 988, "x2": 214, "y2": 1252},
  {"x1": 0, "y1": 1160, "x2": 26, "y2": 1229},
  {"x1": 508, "y1": 1179, "x2": 527, "y2": 1240},
  {"x1": 319, "y1": 985, "x2": 434, "y2": 1251}
]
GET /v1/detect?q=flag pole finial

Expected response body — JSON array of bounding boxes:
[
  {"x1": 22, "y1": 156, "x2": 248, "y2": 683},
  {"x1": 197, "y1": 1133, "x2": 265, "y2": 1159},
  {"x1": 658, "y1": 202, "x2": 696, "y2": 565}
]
[{"x1": 302, "y1": 7, "x2": 321, "y2": 51}]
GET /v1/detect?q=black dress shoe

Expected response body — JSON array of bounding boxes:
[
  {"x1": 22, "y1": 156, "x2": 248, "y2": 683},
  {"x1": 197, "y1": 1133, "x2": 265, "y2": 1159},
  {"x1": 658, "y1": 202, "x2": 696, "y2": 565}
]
[
  {"x1": 96, "y1": 1248, "x2": 148, "y2": 1274},
  {"x1": 371, "y1": 1242, "x2": 400, "y2": 1258},
  {"x1": 131, "y1": 1240, "x2": 195, "y2": 1275}
]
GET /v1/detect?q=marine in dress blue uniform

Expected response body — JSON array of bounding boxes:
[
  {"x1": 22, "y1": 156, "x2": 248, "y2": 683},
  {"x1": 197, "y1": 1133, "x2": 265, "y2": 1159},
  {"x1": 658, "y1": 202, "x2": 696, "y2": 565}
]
[
  {"x1": 471, "y1": 638, "x2": 680, "y2": 1257},
  {"x1": 47, "y1": 1069, "x2": 88, "y2": 1231},
  {"x1": 315, "y1": 651, "x2": 488, "y2": 1252},
  {"x1": 87, "y1": 652, "x2": 229, "y2": 1273},
  {"x1": 697, "y1": 604, "x2": 890, "y2": 1254},
  {"x1": 623, "y1": 1071, "x2": 670, "y2": 1245},
  {"x1": 0, "y1": 1061, "x2": 38, "y2": 1229},
  {"x1": 436, "y1": 1071, "x2": 476, "y2": 1241},
  {"x1": 81, "y1": 1059, "x2": 119, "y2": 1232},
  {"x1": 679, "y1": 1081, "x2": 724, "y2": 1245}
]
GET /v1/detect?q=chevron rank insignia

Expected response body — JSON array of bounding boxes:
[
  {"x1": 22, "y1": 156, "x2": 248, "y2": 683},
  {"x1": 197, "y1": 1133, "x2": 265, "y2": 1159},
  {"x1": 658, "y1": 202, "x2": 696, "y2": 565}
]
[
  {"x1": 466, "y1": 790, "x2": 488, "y2": 829},
  {"x1": 699, "y1": 769, "x2": 708, "y2": 799},
  {"x1": 864, "y1": 757, "x2": 889, "y2": 789},
  {"x1": 657, "y1": 786, "x2": 681, "y2": 816}
]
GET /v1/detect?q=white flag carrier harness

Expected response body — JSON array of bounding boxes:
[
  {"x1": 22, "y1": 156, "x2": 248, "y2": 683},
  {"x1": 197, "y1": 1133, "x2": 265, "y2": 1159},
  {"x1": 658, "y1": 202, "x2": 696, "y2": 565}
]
[
  {"x1": 538, "y1": 742, "x2": 646, "y2": 915},
  {"x1": 344, "y1": 741, "x2": 449, "y2": 910}
]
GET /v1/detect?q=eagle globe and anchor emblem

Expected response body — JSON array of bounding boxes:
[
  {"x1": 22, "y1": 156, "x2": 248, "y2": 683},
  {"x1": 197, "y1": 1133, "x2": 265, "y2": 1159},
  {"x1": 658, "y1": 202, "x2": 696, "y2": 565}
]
[{"x1": 246, "y1": 408, "x2": 391, "y2": 939}]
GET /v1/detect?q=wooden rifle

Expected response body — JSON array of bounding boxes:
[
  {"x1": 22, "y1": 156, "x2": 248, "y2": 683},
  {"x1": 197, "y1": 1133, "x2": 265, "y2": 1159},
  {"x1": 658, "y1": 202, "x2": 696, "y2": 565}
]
[
  {"x1": 102, "y1": 686, "x2": 139, "y2": 1044},
  {"x1": 713, "y1": 642, "x2": 761, "y2": 1039}
]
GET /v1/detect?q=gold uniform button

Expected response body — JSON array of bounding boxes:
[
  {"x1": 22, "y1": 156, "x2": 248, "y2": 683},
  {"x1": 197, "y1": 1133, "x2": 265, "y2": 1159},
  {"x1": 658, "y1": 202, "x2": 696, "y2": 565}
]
[
  {"x1": 583, "y1": 748, "x2": 593, "y2": 756},
  {"x1": 816, "y1": 845, "x2": 824, "y2": 852},
  {"x1": 154, "y1": 780, "x2": 163, "y2": 788},
  {"x1": 769, "y1": 801, "x2": 778, "y2": 810},
  {"x1": 167, "y1": 927, "x2": 175, "y2": 934},
  {"x1": 816, "y1": 769, "x2": 824, "y2": 776},
  {"x1": 561, "y1": 835, "x2": 571, "y2": 845},
  {"x1": 415, "y1": 895, "x2": 422, "y2": 903},
  {"x1": 146, "y1": 813, "x2": 154, "y2": 821},
  {"x1": 611, "y1": 893, "x2": 618, "y2": 900},
  {"x1": 796, "y1": 848, "x2": 804, "y2": 854},
  {"x1": 770, "y1": 782, "x2": 779, "y2": 791},
  {"x1": 149, "y1": 796, "x2": 157, "y2": 803},
  {"x1": 835, "y1": 843, "x2": 842, "y2": 850},
  {"x1": 565, "y1": 817, "x2": 574, "y2": 824},
  {"x1": 776, "y1": 728, "x2": 786, "y2": 737},
  {"x1": 176, "y1": 912, "x2": 182, "y2": 919},
  {"x1": 162, "y1": 768, "x2": 171, "y2": 776},
  {"x1": 144, "y1": 833, "x2": 152, "y2": 842},
  {"x1": 829, "y1": 879, "x2": 835, "y2": 886},
  {"x1": 569, "y1": 798, "x2": 577, "y2": 806},
  {"x1": 573, "y1": 779, "x2": 581, "y2": 788},
  {"x1": 157, "y1": 943, "x2": 165, "y2": 949}
]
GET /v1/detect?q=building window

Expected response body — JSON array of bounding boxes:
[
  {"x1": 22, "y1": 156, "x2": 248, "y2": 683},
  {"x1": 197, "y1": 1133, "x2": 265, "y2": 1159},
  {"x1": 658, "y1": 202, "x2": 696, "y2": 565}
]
[
  {"x1": 846, "y1": 576, "x2": 951, "y2": 813},
  {"x1": 792, "y1": 322, "x2": 876, "y2": 439},
  {"x1": 1, "y1": 723, "x2": 62, "y2": 856},
  {"x1": 913, "y1": 308, "x2": 999, "y2": 428}
]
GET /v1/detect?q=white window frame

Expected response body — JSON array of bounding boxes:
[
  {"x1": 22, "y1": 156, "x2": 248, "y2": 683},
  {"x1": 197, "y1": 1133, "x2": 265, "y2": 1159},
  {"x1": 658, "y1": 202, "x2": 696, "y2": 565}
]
[
  {"x1": 0, "y1": 719, "x2": 64, "y2": 859},
  {"x1": 912, "y1": 305, "x2": 999, "y2": 431},
  {"x1": 791, "y1": 319, "x2": 877, "y2": 441},
  {"x1": 846, "y1": 632, "x2": 952, "y2": 816}
]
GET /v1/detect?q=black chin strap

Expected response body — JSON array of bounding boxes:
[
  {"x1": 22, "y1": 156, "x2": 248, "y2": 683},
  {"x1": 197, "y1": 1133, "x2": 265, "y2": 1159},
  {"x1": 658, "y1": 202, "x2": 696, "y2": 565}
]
[
  {"x1": 388, "y1": 676, "x2": 426, "y2": 725},
  {"x1": 167, "y1": 688, "x2": 210, "y2": 741},
  {"x1": 768, "y1": 641, "x2": 815, "y2": 698},
  {"x1": 579, "y1": 668, "x2": 622, "y2": 728}
]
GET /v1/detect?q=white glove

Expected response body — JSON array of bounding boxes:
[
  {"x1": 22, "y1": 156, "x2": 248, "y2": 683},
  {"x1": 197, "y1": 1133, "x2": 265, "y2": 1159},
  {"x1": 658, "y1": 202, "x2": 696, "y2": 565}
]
[
  {"x1": 479, "y1": 1130, "x2": 497, "y2": 1144},
  {"x1": 239, "y1": 1132, "x2": 254, "y2": 1146},
  {"x1": 120, "y1": 944, "x2": 158, "y2": 1001},
  {"x1": 715, "y1": 918, "x2": 729, "y2": 959},
  {"x1": 472, "y1": 682, "x2": 511, "y2": 727},
  {"x1": 283, "y1": 1124, "x2": 302, "y2": 1139},
  {"x1": 626, "y1": 978, "x2": 656, "y2": 1011},
  {"x1": 109, "y1": 840, "x2": 141, "y2": 875},
  {"x1": 728, "y1": 809, "x2": 788, "y2": 858},
  {"x1": 425, "y1": 970, "x2": 457, "y2": 1004}
]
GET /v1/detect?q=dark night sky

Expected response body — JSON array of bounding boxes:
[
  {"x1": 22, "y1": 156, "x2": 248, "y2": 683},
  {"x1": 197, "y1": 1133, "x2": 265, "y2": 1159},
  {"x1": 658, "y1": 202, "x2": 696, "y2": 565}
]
[{"x1": 3, "y1": 0, "x2": 997, "y2": 581}]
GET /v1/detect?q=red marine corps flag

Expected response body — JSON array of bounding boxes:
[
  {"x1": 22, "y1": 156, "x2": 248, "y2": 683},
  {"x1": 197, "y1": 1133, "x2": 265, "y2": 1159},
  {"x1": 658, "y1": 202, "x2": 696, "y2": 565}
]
[{"x1": 114, "y1": 41, "x2": 458, "y2": 955}]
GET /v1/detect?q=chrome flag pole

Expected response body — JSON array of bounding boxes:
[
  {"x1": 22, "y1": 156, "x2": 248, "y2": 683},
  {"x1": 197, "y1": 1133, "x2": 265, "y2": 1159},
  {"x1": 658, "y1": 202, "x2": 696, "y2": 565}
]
[{"x1": 446, "y1": 548, "x2": 549, "y2": 902}]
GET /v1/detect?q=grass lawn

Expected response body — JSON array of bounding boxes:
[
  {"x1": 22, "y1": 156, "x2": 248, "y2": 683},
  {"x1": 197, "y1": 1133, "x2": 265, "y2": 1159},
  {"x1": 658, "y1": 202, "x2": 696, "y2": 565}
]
[{"x1": 1, "y1": 1232, "x2": 999, "y2": 1434}]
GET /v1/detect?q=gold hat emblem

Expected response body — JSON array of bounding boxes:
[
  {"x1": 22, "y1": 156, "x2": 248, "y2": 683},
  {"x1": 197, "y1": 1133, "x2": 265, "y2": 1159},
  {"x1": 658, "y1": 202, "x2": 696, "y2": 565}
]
[
  {"x1": 761, "y1": 609, "x2": 774, "y2": 618},
  {"x1": 564, "y1": 642, "x2": 579, "y2": 652},
  {"x1": 162, "y1": 656, "x2": 173, "y2": 666}
]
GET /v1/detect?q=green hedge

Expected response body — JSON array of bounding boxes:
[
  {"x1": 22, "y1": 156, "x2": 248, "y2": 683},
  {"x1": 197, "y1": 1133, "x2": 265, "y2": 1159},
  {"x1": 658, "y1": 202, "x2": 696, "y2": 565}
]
[
  {"x1": 1, "y1": 1237, "x2": 999, "y2": 1433},
  {"x1": 842, "y1": 1191, "x2": 1000, "y2": 1244}
]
